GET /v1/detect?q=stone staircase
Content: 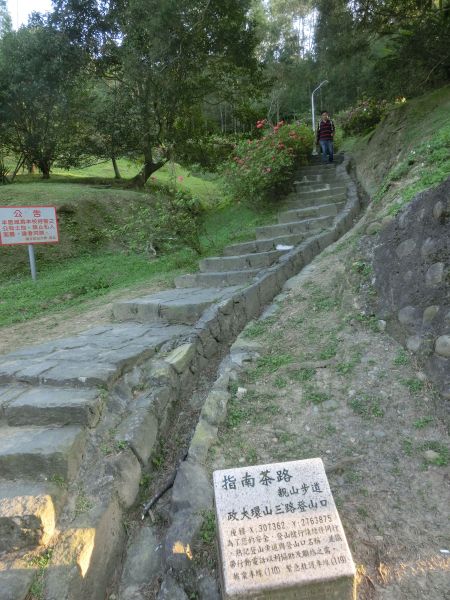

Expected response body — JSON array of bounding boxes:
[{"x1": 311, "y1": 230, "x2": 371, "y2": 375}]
[{"x1": 0, "y1": 158, "x2": 361, "y2": 600}]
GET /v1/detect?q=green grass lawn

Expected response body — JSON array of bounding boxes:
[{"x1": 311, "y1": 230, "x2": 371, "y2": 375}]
[
  {"x1": 0, "y1": 160, "x2": 278, "y2": 327},
  {"x1": 1, "y1": 159, "x2": 222, "y2": 207}
]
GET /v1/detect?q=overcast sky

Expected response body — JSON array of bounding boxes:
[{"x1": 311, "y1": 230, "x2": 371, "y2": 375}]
[{"x1": 7, "y1": 0, "x2": 53, "y2": 29}]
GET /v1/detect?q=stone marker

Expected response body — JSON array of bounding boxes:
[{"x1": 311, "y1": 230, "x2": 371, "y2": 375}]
[{"x1": 213, "y1": 458, "x2": 355, "y2": 599}]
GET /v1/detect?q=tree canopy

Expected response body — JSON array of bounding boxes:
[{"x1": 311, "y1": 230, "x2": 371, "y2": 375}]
[{"x1": 0, "y1": 0, "x2": 448, "y2": 181}]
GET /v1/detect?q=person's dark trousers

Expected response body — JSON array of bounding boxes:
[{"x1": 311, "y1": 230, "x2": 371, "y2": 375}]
[{"x1": 319, "y1": 139, "x2": 334, "y2": 163}]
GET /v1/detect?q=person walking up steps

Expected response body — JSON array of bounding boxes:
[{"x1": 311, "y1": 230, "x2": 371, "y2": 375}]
[{"x1": 316, "y1": 110, "x2": 335, "y2": 164}]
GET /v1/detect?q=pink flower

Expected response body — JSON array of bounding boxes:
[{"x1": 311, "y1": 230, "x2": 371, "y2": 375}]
[{"x1": 178, "y1": 176, "x2": 184, "y2": 182}]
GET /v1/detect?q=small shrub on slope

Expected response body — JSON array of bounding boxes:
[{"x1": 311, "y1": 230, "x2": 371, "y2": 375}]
[
  {"x1": 340, "y1": 97, "x2": 390, "y2": 136},
  {"x1": 222, "y1": 121, "x2": 314, "y2": 203}
]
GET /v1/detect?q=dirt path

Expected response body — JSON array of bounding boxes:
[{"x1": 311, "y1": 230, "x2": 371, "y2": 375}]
[
  {"x1": 207, "y1": 234, "x2": 450, "y2": 599},
  {"x1": 0, "y1": 281, "x2": 167, "y2": 356}
]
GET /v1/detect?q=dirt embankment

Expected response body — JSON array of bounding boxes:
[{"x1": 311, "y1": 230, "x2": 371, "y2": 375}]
[{"x1": 208, "y1": 232, "x2": 449, "y2": 600}]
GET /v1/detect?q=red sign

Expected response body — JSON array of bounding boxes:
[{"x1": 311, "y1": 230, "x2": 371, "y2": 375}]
[{"x1": 0, "y1": 205, "x2": 59, "y2": 246}]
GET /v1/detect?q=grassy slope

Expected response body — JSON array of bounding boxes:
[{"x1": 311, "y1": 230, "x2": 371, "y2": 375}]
[
  {"x1": 343, "y1": 85, "x2": 450, "y2": 213},
  {"x1": 0, "y1": 161, "x2": 278, "y2": 326}
]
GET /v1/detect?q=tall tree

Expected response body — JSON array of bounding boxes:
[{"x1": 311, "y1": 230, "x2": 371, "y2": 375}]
[
  {"x1": 351, "y1": 0, "x2": 450, "y2": 95},
  {"x1": 0, "y1": 24, "x2": 91, "y2": 177},
  {"x1": 0, "y1": 0, "x2": 11, "y2": 37},
  {"x1": 314, "y1": 0, "x2": 374, "y2": 111},
  {"x1": 52, "y1": 0, "x2": 261, "y2": 186}
]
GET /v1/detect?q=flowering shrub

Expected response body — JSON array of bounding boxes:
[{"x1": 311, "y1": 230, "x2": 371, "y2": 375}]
[
  {"x1": 340, "y1": 98, "x2": 390, "y2": 136},
  {"x1": 222, "y1": 121, "x2": 314, "y2": 203}
]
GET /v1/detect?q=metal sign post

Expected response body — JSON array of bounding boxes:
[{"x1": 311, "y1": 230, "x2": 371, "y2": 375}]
[
  {"x1": 0, "y1": 205, "x2": 59, "y2": 281},
  {"x1": 28, "y1": 244, "x2": 37, "y2": 281},
  {"x1": 311, "y1": 80, "x2": 329, "y2": 156}
]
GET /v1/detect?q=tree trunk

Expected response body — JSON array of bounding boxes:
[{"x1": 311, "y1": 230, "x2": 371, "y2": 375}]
[
  {"x1": 38, "y1": 159, "x2": 51, "y2": 179},
  {"x1": 112, "y1": 157, "x2": 121, "y2": 179},
  {"x1": 131, "y1": 147, "x2": 165, "y2": 188}
]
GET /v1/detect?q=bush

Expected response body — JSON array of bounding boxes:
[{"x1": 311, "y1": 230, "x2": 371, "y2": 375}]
[
  {"x1": 222, "y1": 121, "x2": 314, "y2": 203},
  {"x1": 340, "y1": 98, "x2": 390, "y2": 136},
  {"x1": 105, "y1": 190, "x2": 205, "y2": 256},
  {"x1": 154, "y1": 190, "x2": 205, "y2": 254}
]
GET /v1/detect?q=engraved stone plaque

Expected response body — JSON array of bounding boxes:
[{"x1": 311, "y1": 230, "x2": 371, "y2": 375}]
[{"x1": 213, "y1": 458, "x2": 356, "y2": 599}]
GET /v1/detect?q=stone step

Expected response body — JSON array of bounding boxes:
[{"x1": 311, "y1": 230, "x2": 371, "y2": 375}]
[
  {"x1": 0, "y1": 323, "x2": 192, "y2": 389},
  {"x1": 1, "y1": 386, "x2": 102, "y2": 428},
  {"x1": 294, "y1": 183, "x2": 347, "y2": 195},
  {"x1": 278, "y1": 203, "x2": 338, "y2": 223},
  {"x1": 222, "y1": 233, "x2": 307, "y2": 257},
  {"x1": 0, "y1": 481, "x2": 63, "y2": 552},
  {"x1": 294, "y1": 177, "x2": 343, "y2": 188},
  {"x1": 255, "y1": 216, "x2": 333, "y2": 240},
  {"x1": 294, "y1": 165, "x2": 338, "y2": 176},
  {"x1": 285, "y1": 192, "x2": 347, "y2": 208},
  {"x1": 294, "y1": 173, "x2": 341, "y2": 184},
  {"x1": 174, "y1": 269, "x2": 259, "y2": 289},
  {"x1": 0, "y1": 425, "x2": 86, "y2": 481},
  {"x1": 113, "y1": 286, "x2": 240, "y2": 325},
  {"x1": 199, "y1": 250, "x2": 285, "y2": 273}
]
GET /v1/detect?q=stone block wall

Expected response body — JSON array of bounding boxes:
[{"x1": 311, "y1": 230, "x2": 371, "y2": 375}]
[{"x1": 373, "y1": 178, "x2": 450, "y2": 398}]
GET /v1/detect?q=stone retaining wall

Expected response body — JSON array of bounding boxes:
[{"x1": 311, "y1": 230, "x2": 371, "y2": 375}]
[{"x1": 373, "y1": 178, "x2": 450, "y2": 399}]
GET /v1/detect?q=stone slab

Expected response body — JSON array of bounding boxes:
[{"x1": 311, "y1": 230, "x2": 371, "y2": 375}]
[
  {"x1": 255, "y1": 217, "x2": 332, "y2": 240},
  {"x1": 175, "y1": 270, "x2": 259, "y2": 289},
  {"x1": 200, "y1": 251, "x2": 285, "y2": 273},
  {"x1": 0, "y1": 568, "x2": 36, "y2": 600},
  {"x1": 0, "y1": 482, "x2": 61, "y2": 551},
  {"x1": 41, "y1": 362, "x2": 118, "y2": 387},
  {"x1": 213, "y1": 458, "x2": 355, "y2": 599},
  {"x1": 4, "y1": 387, "x2": 101, "y2": 427},
  {"x1": 0, "y1": 425, "x2": 86, "y2": 481},
  {"x1": 285, "y1": 193, "x2": 347, "y2": 208},
  {"x1": 223, "y1": 235, "x2": 306, "y2": 257},
  {"x1": 278, "y1": 203, "x2": 338, "y2": 223},
  {"x1": 113, "y1": 287, "x2": 240, "y2": 325}
]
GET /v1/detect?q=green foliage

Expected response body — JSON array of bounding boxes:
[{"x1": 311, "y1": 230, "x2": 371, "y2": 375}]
[
  {"x1": 421, "y1": 441, "x2": 449, "y2": 467},
  {"x1": 51, "y1": 0, "x2": 260, "y2": 185},
  {"x1": 154, "y1": 191, "x2": 205, "y2": 255},
  {"x1": 0, "y1": 24, "x2": 89, "y2": 177},
  {"x1": 222, "y1": 122, "x2": 314, "y2": 203},
  {"x1": 104, "y1": 189, "x2": 205, "y2": 255},
  {"x1": 175, "y1": 134, "x2": 239, "y2": 172},
  {"x1": 199, "y1": 510, "x2": 216, "y2": 545},
  {"x1": 349, "y1": 393, "x2": 384, "y2": 418},
  {"x1": 242, "y1": 317, "x2": 276, "y2": 339},
  {"x1": 288, "y1": 367, "x2": 315, "y2": 382},
  {"x1": 226, "y1": 398, "x2": 250, "y2": 428},
  {"x1": 413, "y1": 417, "x2": 433, "y2": 429},
  {"x1": 303, "y1": 384, "x2": 328, "y2": 405},
  {"x1": 393, "y1": 349, "x2": 409, "y2": 366},
  {"x1": 401, "y1": 378, "x2": 424, "y2": 395},
  {"x1": 255, "y1": 353, "x2": 294, "y2": 374},
  {"x1": 340, "y1": 98, "x2": 390, "y2": 136}
]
